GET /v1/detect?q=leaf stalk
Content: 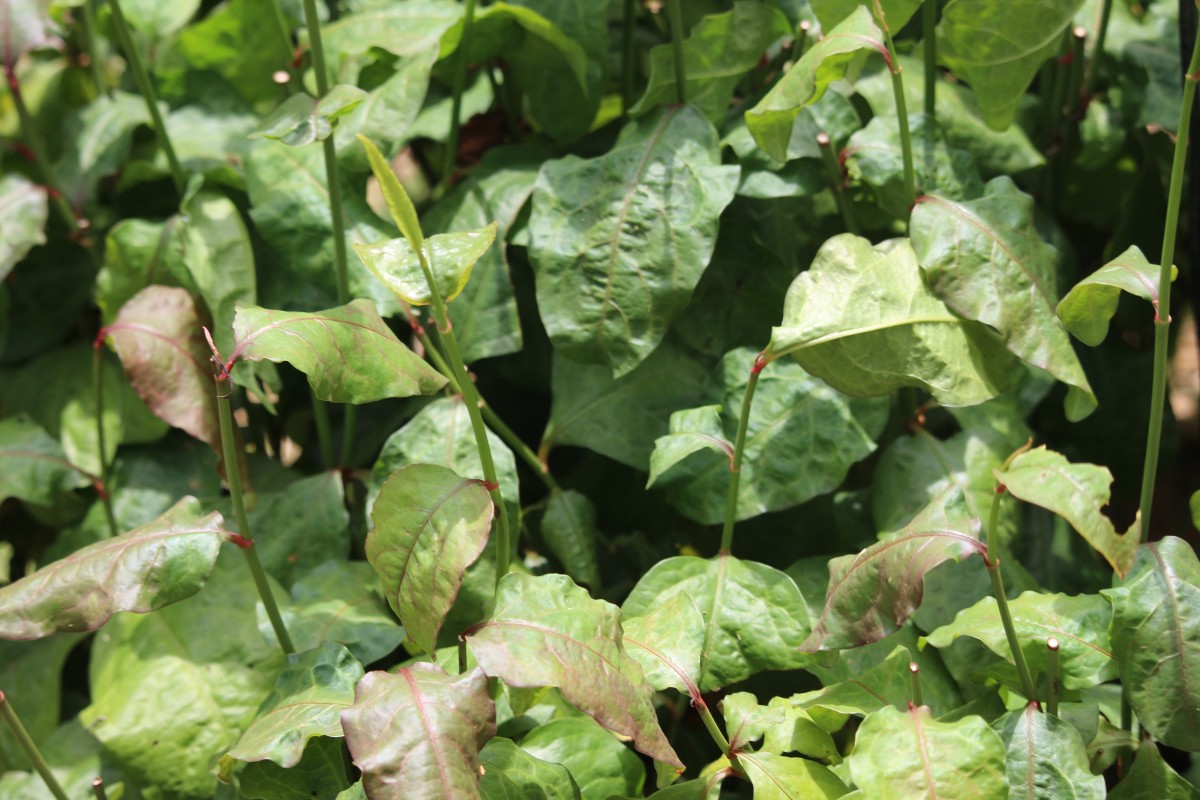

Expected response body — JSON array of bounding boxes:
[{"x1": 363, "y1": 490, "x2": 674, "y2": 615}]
[
  {"x1": 909, "y1": 661, "x2": 924, "y2": 708},
  {"x1": 719, "y1": 353, "x2": 765, "y2": 554},
  {"x1": 1046, "y1": 638, "x2": 1060, "y2": 717},
  {"x1": 1083, "y1": 0, "x2": 1113, "y2": 99},
  {"x1": 696, "y1": 700, "x2": 731, "y2": 756},
  {"x1": 666, "y1": 0, "x2": 688, "y2": 104},
  {"x1": 874, "y1": 2, "x2": 915, "y2": 208},
  {"x1": 444, "y1": 0, "x2": 479, "y2": 183},
  {"x1": 817, "y1": 132, "x2": 858, "y2": 234},
  {"x1": 0, "y1": 691, "x2": 71, "y2": 800}
]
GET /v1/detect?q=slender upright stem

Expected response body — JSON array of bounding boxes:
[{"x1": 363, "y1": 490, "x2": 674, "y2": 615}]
[
  {"x1": 92, "y1": 776, "x2": 108, "y2": 800},
  {"x1": 719, "y1": 354, "x2": 765, "y2": 554},
  {"x1": 909, "y1": 662, "x2": 924, "y2": 708},
  {"x1": 1083, "y1": 0, "x2": 1113, "y2": 99},
  {"x1": 795, "y1": 21, "x2": 811, "y2": 57},
  {"x1": 817, "y1": 132, "x2": 859, "y2": 234},
  {"x1": 311, "y1": 391, "x2": 335, "y2": 468},
  {"x1": 92, "y1": 340, "x2": 119, "y2": 538},
  {"x1": 214, "y1": 372, "x2": 295, "y2": 654},
  {"x1": 108, "y1": 0, "x2": 185, "y2": 195},
  {"x1": 923, "y1": 0, "x2": 936, "y2": 118},
  {"x1": 875, "y1": 3, "x2": 915, "y2": 208},
  {"x1": 696, "y1": 700, "x2": 731, "y2": 756},
  {"x1": 457, "y1": 637, "x2": 468, "y2": 674},
  {"x1": 1138, "y1": 23, "x2": 1200, "y2": 540},
  {"x1": 80, "y1": 0, "x2": 108, "y2": 97},
  {"x1": 986, "y1": 487, "x2": 1038, "y2": 701},
  {"x1": 666, "y1": 0, "x2": 688, "y2": 104},
  {"x1": 1046, "y1": 29, "x2": 1071, "y2": 145},
  {"x1": 1046, "y1": 638, "x2": 1061, "y2": 717},
  {"x1": 444, "y1": 0, "x2": 479, "y2": 183},
  {"x1": 623, "y1": 0, "x2": 638, "y2": 114},
  {"x1": 0, "y1": 691, "x2": 71, "y2": 800},
  {"x1": 1065, "y1": 28, "x2": 1087, "y2": 126}
]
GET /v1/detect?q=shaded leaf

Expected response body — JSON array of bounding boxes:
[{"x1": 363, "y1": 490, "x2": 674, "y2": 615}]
[
  {"x1": 119, "y1": 0, "x2": 200, "y2": 38},
  {"x1": 0, "y1": 173, "x2": 47, "y2": 280},
  {"x1": 341, "y1": 664, "x2": 495, "y2": 800},
  {"x1": 239, "y1": 736, "x2": 352, "y2": 800},
  {"x1": 622, "y1": 591, "x2": 705, "y2": 696},
  {"x1": 737, "y1": 752, "x2": 848, "y2": 799},
  {"x1": 0, "y1": 0, "x2": 53, "y2": 65},
  {"x1": 465, "y1": 573, "x2": 681, "y2": 766},
  {"x1": 0, "y1": 415, "x2": 91, "y2": 507},
  {"x1": 237, "y1": 471, "x2": 350, "y2": 588},
  {"x1": 354, "y1": 223, "x2": 498, "y2": 306},
  {"x1": 1107, "y1": 743, "x2": 1200, "y2": 800},
  {"x1": 540, "y1": 489, "x2": 601, "y2": 589},
  {"x1": 54, "y1": 92, "x2": 149, "y2": 208},
  {"x1": 479, "y1": 737, "x2": 581, "y2": 800},
  {"x1": 252, "y1": 85, "x2": 368, "y2": 147},
  {"x1": 0, "y1": 637, "x2": 80, "y2": 771},
  {"x1": 1057, "y1": 246, "x2": 1176, "y2": 346},
  {"x1": 520, "y1": 717, "x2": 644, "y2": 800},
  {"x1": 813, "y1": 0, "x2": 921, "y2": 30},
  {"x1": 993, "y1": 705, "x2": 1105, "y2": 800}
]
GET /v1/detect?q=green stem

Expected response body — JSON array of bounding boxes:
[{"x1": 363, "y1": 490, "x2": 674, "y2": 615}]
[
  {"x1": 1065, "y1": 27, "x2": 1087, "y2": 127},
  {"x1": 817, "y1": 132, "x2": 859, "y2": 234},
  {"x1": 1083, "y1": 0, "x2": 1112, "y2": 99},
  {"x1": 666, "y1": 0, "x2": 687, "y2": 104},
  {"x1": 444, "y1": 0, "x2": 479, "y2": 183},
  {"x1": 1138, "y1": 23, "x2": 1200, "y2": 541},
  {"x1": 696, "y1": 700, "x2": 731, "y2": 756},
  {"x1": 215, "y1": 373, "x2": 295, "y2": 655},
  {"x1": 108, "y1": 0, "x2": 186, "y2": 195},
  {"x1": 1046, "y1": 637, "x2": 1060, "y2": 717},
  {"x1": 923, "y1": 0, "x2": 936, "y2": 118},
  {"x1": 719, "y1": 354, "x2": 765, "y2": 554},
  {"x1": 80, "y1": 0, "x2": 108, "y2": 97},
  {"x1": 457, "y1": 637, "x2": 468, "y2": 675},
  {"x1": 986, "y1": 487, "x2": 1037, "y2": 701},
  {"x1": 623, "y1": 0, "x2": 638, "y2": 114},
  {"x1": 91, "y1": 776, "x2": 108, "y2": 800},
  {"x1": 795, "y1": 21, "x2": 811, "y2": 57},
  {"x1": 0, "y1": 691, "x2": 71, "y2": 800},
  {"x1": 1046, "y1": 29, "x2": 1070, "y2": 147},
  {"x1": 92, "y1": 341, "x2": 119, "y2": 539},
  {"x1": 876, "y1": 4, "x2": 915, "y2": 208},
  {"x1": 311, "y1": 390, "x2": 335, "y2": 468},
  {"x1": 908, "y1": 661, "x2": 924, "y2": 708}
]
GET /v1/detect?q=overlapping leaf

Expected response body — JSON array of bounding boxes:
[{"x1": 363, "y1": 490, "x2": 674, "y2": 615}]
[
  {"x1": 0, "y1": 173, "x2": 47, "y2": 280},
  {"x1": 354, "y1": 223, "x2": 498, "y2": 306},
  {"x1": 322, "y1": 0, "x2": 462, "y2": 63},
  {"x1": 1107, "y1": 742, "x2": 1200, "y2": 799},
  {"x1": 622, "y1": 592, "x2": 704, "y2": 696},
  {"x1": 240, "y1": 736, "x2": 352, "y2": 800},
  {"x1": 1057, "y1": 246, "x2": 1175, "y2": 346},
  {"x1": 520, "y1": 717, "x2": 645, "y2": 800},
  {"x1": 252, "y1": 85, "x2": 368, "y2": 147},
  {"x1": 479, "y1": 737, "x2": 582, "y2": 800},
  {"x1": 737, "y1": 752, "x2": 849, "y2": 799},
  {"x1": 813, "y1": 0, "x2": 921, "y2": 30},
  {"x1": 993, "y1": 706, "x2": 1105, "y2": 800},
  {"x1": 95, "y1": 216, "x2": 192, "y2": 324},
  {"x1": 540, "y1": 489, "x2": 601, "y2": 589},
  {"x1": 722, "y1": 692, "x2": 839, "y2": 761},
  {"x1": 0, "y1": 415, "x2": 91, "y2": 507},
  {"x1": 335, "y1": 50, "x2": 437, "y2": 172},
  {"x1": 1, "y1": 0, "x2": 53, "y2": 65}
]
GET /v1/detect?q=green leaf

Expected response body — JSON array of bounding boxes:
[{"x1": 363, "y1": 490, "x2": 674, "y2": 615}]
[
  {"x1": 649, "y1": 348, "x2": 887, "y2": 524},
  {"x1": 993, "y1": 705, "x2": 1105, "y2": 800},
  {"x1": 367, "y1": 464, "x2": 494, "y2": 655},
  {"x1": 647, "y1": 405, "x2": 732, "y2": 488},
  {"x1": 997, "y1": 446, "x2": 1138, "y2": 577},
  {"x1": 0, "y1": 497, "x2": 228, "y2": 640},
  {"x1": 1057, "y1": 246, "x2": 1176, "y2": 346},
  {"x1": 519, "y1": 717, "x2": 644, "y2": 800},
  {"x1": 479, "y1": 737, "x2": 582, "y2": 800},
  {"x1": 802, "y1": 487, "x2": 987, "y2": 651},
  {"x1": 341, "y1": 664, "x2": 495, "y2": 800},
  {"x1": 849, "y1": 705, "x2": 1008, "y2": 798},
  {"x1": 0, "y1": 173, "x2": 47, "y2": 280},
  {"x1": 766, "y1": 235, "x2": 1015, "y2": 406},
  {"x1": 813, "y1": 0, "x2": 921, "y2": 30},
  {"x1": 0, "y1": 637, "x2": 80, "y2": 771},
  {"x1": 737, "y1": 752, "x2": 848, "y2": 799},
  {"x1": 358, "y1": 134, "x2": 424, "y2": 255},
  {"x1": 465, "y1": 573, "x2": 681, "y2": 766},
  {"x1": 0, "y1": 415, "x2": 91, "y2": 507},
  {"x1": 118, "y1": 0, "x2": 200, "y2": 38},
  {"x1": 1104, "y1": 537, "x2": 1200, "y2": 752},
  {"x1": 239, "y1": 736, "x2": 352, "y2": 800},
  {"x1": 232, "y1": 300, "x2": 447, "y2": 402},
  {"x1": 334, "y1": 50, "x2": 437, "y2": 173},
  {"x1": 722, "y1": 692, "x2": 840, "y2": 761},
  {"x1": 745, "y1": 6, "x2": 887, "y2": 162},
  {"x1": 322, "y1": 0, "x2": 462, "y2": 63},
  {"x1": 354, "y1": 222, "x2": 498, "y2": 306},
  {"x1": 910, "y1": 177, "x2": 1096, "y2": 420},
  {"x1": 622, "y1": 554, "x2": 811, "y2": 692},
  {"x1": 540, "y1": 489, "x2": 601, "y2": 589},
  {"x1": 54, "y1": 91, "x2": 149, "y2": 208},
  {"x1": 937, "y1": 0, "x2": 1086, "y2": 130},
  {"x1": 528, "y1": 105, "x2": 738, "y2": 376},
  {"x1": 622, "y1": 591, "x2": 705, "y2": 696},
  {"x1": 793, "y1": 645, "x2": 918, "y2": 718},
  {"x1": 227, "y1": 642, "x2": 363, "y2": 768},
  {"x1": 0, "y1": 718, "x2": 113, "y2": 799},
  {"x1": 95, "y1": 215, "x2": 193, "y2": 324},
  {"x1": 253, "y1": 86, "x2": 369, "y2": 147},
  {"x1": 631, "y1": 2, "x2": 792, "y2": 122},
  {"x1": 0, "y1": 0, "x2": 53, "y2": 65},
  {"x1": 1107, "y1": 743, "x2": 1200, "y2": 800},
  {"x1": 922, "y1": 592, "x2": 1117, "y2": 690}
]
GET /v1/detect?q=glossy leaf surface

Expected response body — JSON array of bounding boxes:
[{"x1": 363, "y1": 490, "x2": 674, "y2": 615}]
[
  {"x1": 354, "y1": 223, "x2": 498, "y2": 306},
  {"x1": 0, "y1": 415, "x2": 90, "y2": 507},
  {"x1": 737, "y1": 751, "x2": 848, "y2": 799},
  {"x1": 479, "y1": 737, "x2": 582, "y2": 800},
  {"x1": 622, "y1": 591, "x2": 704, "y2": 696},
  {"x1": 253, "y1": 85, "x2": 368, "y2": 147},
  {"x1": 520, "y1": 717, "x2": 644, "y2": 800},
  {"x1": 722, "y1": 692, "x2": 839, "y2": 761},
  {"x1": 993, "y1": 705, "x2": 1104, "y2": 800},
  {"x1": 1057, "y1": 246, "x2": 1175, "y2": 346}
]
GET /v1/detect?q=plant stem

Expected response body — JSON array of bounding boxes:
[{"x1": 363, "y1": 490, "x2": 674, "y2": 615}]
[
  {"x1": 214, "y1": 371, "x2": 295, "y2": 655},
  {"x1": 817, "y1": 132, "x2": 859, "y2": 234},
  {"x1": 1046, "y1": 638, "x2": 1060, "y2": 717},
  {"x1": 1065, "y1": 27, "x2": 1087, "y2": 127},
  {"x1": 108, "y1": 0, "x2": 186, "y2": 195},
  {"x1": 623, "y1": 0, "x2": 638, "y2": 114},
  {"x1": 311, "y1": 391, "x2": 335, "y2": 468},
  {"x1": 875, "y1": 2, "x2": 915, "y2": 207},
  {"x1": 0, "y1": 691, "x2": 71, "y2": 800},
  {"x1": 80, "y1": 0, "x2": 108, "y2": 97},
  {"x1": 92, "y1": 340, "x2": 119, "y2": 539},
  {"x1": 666, "y1": 0, "x2": 687, "y2": 104},
  {"x1": 923, "y1": 0, "x2": 936, "y2": 118},
  {"x1": 457, "y1": 637, "x2": 468, "y2": 674},
  {"x1": 986, "y1": 486, "x2": 1037, "y2": 701},
  {"x1": 908, "y1": 661, "x2": 924, "y2": 708},
  {"x1": 696, "y1": 700, "x2": 731, "y2": 756},
  {"x1": 719, "y1": 353, "x2": 764, "y2": 554},
  {"x1": 92, "y1": 776, "x2": 108, "y2": 800},
  {"x1": 1083, "y1": 0, "x2": 1112, "y2": 99},
  {"x1": 1137, "y1": 22, "x2": 1200, "y2": 541},
  {"x1": 444, "y1": 0, "x2": 479, "y2": 183},
  {"x1": 795, "y1": 21, "x2": 811, "y2": 57},
  {"x1": 1046, "y1": 29, "x2": 1071, "y2": 146}
]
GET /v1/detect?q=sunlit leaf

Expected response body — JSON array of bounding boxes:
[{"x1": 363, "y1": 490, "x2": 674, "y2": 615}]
[
  {"x1": 0, "y1": 173, "x2": 48, "y2": 280},
  {"x1": 722, "y1": 692, "x2": 840, "y2": 761},
  {"x1": 622, "y1": 592, "x2": 704, "y2": 696},
  {"x1": 479, "y1": 737, "x2": 581, "y2": 800},
  {"x1": 993, "y1": 705, "x2": 1105, "y2": 800},
  {"x1": 1057, "y1": 246, "x2": 1176, "y2": 346},
  {"x1": 520, "y1": 717, "x2": 644, "y2": 800},
  {"x1": 252, "y1": 85, "x2": 368, "y2": 147},
  {"x1": 737, "y1": 751, "x2": 848, "y2": 799},
  {"x1": 354, "y1": 223, "x2": 498, "y2": 306}
]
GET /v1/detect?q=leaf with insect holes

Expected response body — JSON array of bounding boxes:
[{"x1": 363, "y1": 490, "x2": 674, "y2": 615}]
[
  {"x1": 341, "y1": 664, "x2": 495, "y2": 800},
  {"x1": 1057, "y1": 246, "x2": 1176, "y2": 346},
  {"x1": 0, "y1": 415, "x2": 91, "y2": 507},
  {"x1": 745, "y1": 6, "x2": 888, "y2": 162},
  {"x1": 993, "y1": 706, "x2": 1105, "y2": 800},
  {"x1": 738, "y1": 752, "x2": 849, "y2": 800},
  {"x1": 466, "y1": 572, "x2": 681, "y2": 766},
  {"x1": 252, "y1": 85, "x2": 368, "y2": 147},
  {"x1": 0, "y1": 173, "x2": 48, "y2": 280},
  {"x1": 232, "y1": 300, "x2": 446, "y2": 402},
  {"x1": 366, "y1": 464, "x2": 494, "y2": 655},
  {"x1": 0, "y1": 497, "x2": 228, "y2": 640},
  {"x1": 353, "y1": 223, "x2": 498, "y2": 306}
]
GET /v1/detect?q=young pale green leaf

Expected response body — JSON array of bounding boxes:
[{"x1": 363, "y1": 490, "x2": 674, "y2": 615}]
[
  {"x1": 766, "y1": 235, "x2": 1015, "y2": 406},
  {"x1": 252, "y1": 85, "x2": 369, "y2": 147},
  {"x1": 232, "y1": 300, "x2": 447, "y2": 402},
  {"x1": 1104, "y1": 537, "x2": 1200, "y2": 752},
  {"x1": 0, "y1": 415, "x2": 91, "y2": 507},
  {"x1": 802, "y1": 487, "x2": 986, "y2": 651},
  {"x1": 226, "y1": 642, "x2": 363, "y2": 768},
  {"x1": 647, "y1": 405, "x2": 732, "y2": 489},
  {"x1": 528, "y1": 105, "x2": 738, "y2": 377},
  {"x1": 622, "y1": 554, "x2": 811, "y2": 692},
  {"x1": 354, "y1": 222, "x2": 498, "y2": 306},
  {"x1": 793, "y1": 645, "x2": 915, "y2": 718},
  {"x1": 1057, "y1": 246, "x2": 1176, "y2": 346},
  {"x1": 520, "y1": 717, "x2": 645, "y2": 800},
  {"x1": 911, "y1": 178, "x2": 1097, "y2": 420},
  {"x1": 922, "y1": 592, "x2": 1117, "y2": 690},
  {"x1": 849, "y1": 705, "x2": 1008, "y2": 798},
  {"x1": 938, "y1": 0, "x2": 1086, "y2": 130},
  {"x1": 479, "y1": 737, "x2": 582, "y2": 800},
  {"x1": 366, "y1": 464, "x2": 494, "y2": 655},
  {"x1": 736, "y1": 752, "x2": 848, "y2": 800},
  {"x1": 993, "y1": 706, "x2": 1105, "y2": 800},
  {"x1": 1107, "y1": 742, "x2": 1200, "y2": 800},
  {"x1": 0, "y1": 497, "x2": 228, "y2": 640},
  {"x1": 341, "y1": 665, "x2": 495, "y2": 800},
  {"x1": 239, "y1": 736, "x2": 352, "y2": 800},
  {"x1": 997, "y1": 446, "x2": 1138, "y2": 577},
  {"x1": 358, "y1": 134, "x2": 424, "y2": 255},
  {"x1": 722, "y1": 692, "x2": 840, "y2": 761},
  {"x1": 465, "y1": 573, "x2": 681, "y2": 766},
  {"x1": 0, "y1": 173, "x2": 48, "y2": 280},
  {"x1": 631, "y1": 2, "x2": 792, "y2": 121},
  {"x1": 813, "y1": 0, "x2": 921, "y2": 30},
  {"x1": 540, "y1": 489, "x2": 602, "y2": 589},
  {"x1": 622, "y1": 591, "x2": 704, "y2": 696},
  {"x1": 745, "y1": 6, "x2": 887, "y2": 162}
]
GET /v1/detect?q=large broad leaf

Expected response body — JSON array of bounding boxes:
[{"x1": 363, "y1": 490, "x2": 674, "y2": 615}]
[
  {"x1": 231, "y1": 300, "x2": 446, "y2": 402},
  {"x1": 54, "y1": 92, "x2": 149, "y2": 209},
  {"x1": 813, "y1": 0, "x2": 921, "y2": 30},
  {"x1": 0, "y1": 415, "x2": 91, "y2": 507},
  {"x1": 367, "y1": 464, "x2": 494, "y2": 655},
  {"x1": 937, "y1": 0, "x2": 1086, "y2": 130},
  {"x1": 226, "y1": 642, "x2": 363, "y2": 768},
  {"x1": 1057, "y1": 246, "x2": 1176, "y2": 346},
  {"x1": 849, "y1": 705, "x2": 1008, "y2": 798},
  {"x1": 910, "y1": 177, "x2": 1096, "y2": 420},
  {"x1": 252, "y1": 86, "x2": 368, "y2": 147},
  {"x1": 0, "y1": 173, "x2": 47, "y2": 280},
  {"x1": 322, "y1": 0, "x2": 462, "y2": 63},
  {"x1": 1107, "y1": 743, "x2": 1200, "y2": 800},
  {"x1": 341, "y1": 664, "x2": 495, "y2": 800},
  {"x1": 353, "y1": 223, "x2": 498, "y2": 306},
  {"x1": 993, "y1": 706, "x2": 1105, "y2": 800},
  {"x1": 997, "y1": 446, "x2": 1138, "y2": 577},
  {"x1": 0, "y1": 637, "x2": 80, "y2": 771},
  {"x1": 622, "y1": 592, "x2": 705, "y2": 697},
  {"x1": 0, "y1": 497, "x2": 229, "y2": 640},
  {"x1": 631, "y1": 2, "x2": 792, "y2": 122},
  {"x1": 465, "y1": 573, "x2": 681, "y2": 766},
  {"x1": 95, "y1": 216, "x2": 193, "y2": 324},
  {"x1": 335, "y1": 50, "x2": 437, "y2": 173},
  {"x1": 648, "y1": 348, "x2": 887, "y2": 524},
  {"x1": 737, "y1": 752, "x2": 848, "y2": 799},
  {"x1": 479, "y1": 737, "x2": 582, "y2": 800},
  {"x1": 745, "y1": 6, "x2": 887, "y2": 162},
  {"x1": 922, "y1": 592, "x2": 1117, "y2": 691},
  {"x1": 119, "y1": 0, "x2": 200, "y2": 38},
  {"x1": 527, "y1": 104, "x2": 738, "y2": 377},
  {"x1": 721, "y1": 692, "x2": 839, "y2": 761},
  {"x1": 540, "y1": 489, "x2": 602, "y2": 590},
  {"x1": 765, "y1": 235, "x2": 1015, "y2": 406},
  {"x1": 622, "y1": 555, "x2": 811, "y2": 692},
  {"x1": 793, "y1": 645, "x2": 920, "y2": 719},
  {"x1": 519, "y1": 717, "x2": 645, "y2": 800},
  {"x1": 1104, "y1": 537, "x2": 1200, "y2": 752},
  {"x1": 802, "y1": 487, "x2": 986, "y2": 651},
  {"x1": 239, "y1": 736, "x2": 352, "y2": 800}
]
